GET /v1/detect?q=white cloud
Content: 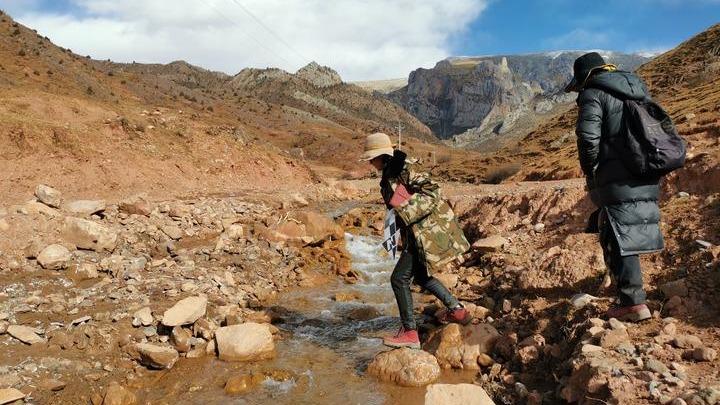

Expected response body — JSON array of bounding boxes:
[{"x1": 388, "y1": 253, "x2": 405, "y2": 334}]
[
  {"x1": 7, "y1": 0, "x2": 488, "y2": 81},
  {"x1": 543, "y1": 28, "x2": 613, "y2": 50}
]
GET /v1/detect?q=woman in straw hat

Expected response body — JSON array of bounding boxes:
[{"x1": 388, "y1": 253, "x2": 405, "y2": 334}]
[{"x1": 361, "y1": 132, "x2": 471, "y2": 349}]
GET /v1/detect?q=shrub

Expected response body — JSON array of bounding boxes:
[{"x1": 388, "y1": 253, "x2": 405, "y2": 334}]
[{"x1": 484, "y1": 163, "x2": 521, "y2": 184}]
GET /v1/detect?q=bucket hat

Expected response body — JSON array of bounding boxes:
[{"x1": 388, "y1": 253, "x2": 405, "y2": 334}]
[
  {"x1": 360, "y1": 132, "x2": 395, "y2": 161},
  {"x1": 564, "y1": 52, "x2": 617, "y2": 92}
]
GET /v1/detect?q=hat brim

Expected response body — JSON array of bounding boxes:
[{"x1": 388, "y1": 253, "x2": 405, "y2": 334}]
[
  {"x1": 564, "y1": 77, "x2": 579, "y2": 93},
  {"x1": 565, "y1": 64, "x2": 618, "y2": 93},
  {"x1": 359, "y1": 147, "x2": 394, "y2": 162}
]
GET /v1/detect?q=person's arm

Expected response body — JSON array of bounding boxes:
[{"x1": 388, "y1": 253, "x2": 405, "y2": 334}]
[
  {"x1": 575, "y1": 89, "x2": 603, "y2": 187},
  {"x1": 394, "y1": 168, "x2": 441, "y2": 225}
]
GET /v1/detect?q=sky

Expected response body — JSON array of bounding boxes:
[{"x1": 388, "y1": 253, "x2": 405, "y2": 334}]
[{"x1": 1, "y1": 0, "x2": 718, "y2": 81}]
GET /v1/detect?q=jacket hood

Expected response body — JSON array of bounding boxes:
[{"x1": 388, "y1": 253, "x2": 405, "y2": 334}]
[{"x1": 585, "y1": 71, "x2": 649, "y2": 100}]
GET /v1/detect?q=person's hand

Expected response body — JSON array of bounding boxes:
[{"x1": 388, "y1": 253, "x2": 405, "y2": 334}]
[{"x1": 389, "y1": 184, "x2": 412, "y2": 208}]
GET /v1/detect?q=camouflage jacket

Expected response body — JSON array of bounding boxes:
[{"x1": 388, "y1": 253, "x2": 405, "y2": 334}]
[{"x1": 380, "y1": 150, "x2": 470, "y2": 274}]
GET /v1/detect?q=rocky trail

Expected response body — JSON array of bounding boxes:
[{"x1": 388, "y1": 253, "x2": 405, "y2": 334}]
[{"x1": 0, "y1": 176, "x2": 717, "y2": 405}]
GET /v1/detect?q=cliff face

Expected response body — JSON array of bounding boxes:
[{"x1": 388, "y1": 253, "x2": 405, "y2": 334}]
[{"x1": 390, "y1": 52, "x2": 650, "y2": 141}]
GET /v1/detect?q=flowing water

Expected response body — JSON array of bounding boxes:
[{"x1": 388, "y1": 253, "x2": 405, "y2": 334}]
[{"x1": 137, "y1": 234, "x2": 470, "y2": 404}]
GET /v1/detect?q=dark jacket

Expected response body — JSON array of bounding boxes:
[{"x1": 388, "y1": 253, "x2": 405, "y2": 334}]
[
  {"x1": 380, "y1": 150, "x2": 470, "y2": 273},
  {"x1": 576, "y1": 71, "x2": 664, "y2": 256}
]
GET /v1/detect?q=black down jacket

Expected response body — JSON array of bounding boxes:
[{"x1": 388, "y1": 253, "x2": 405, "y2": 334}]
[{"x1": 576, "y1": 70, "x2": 664, "y2": 256}]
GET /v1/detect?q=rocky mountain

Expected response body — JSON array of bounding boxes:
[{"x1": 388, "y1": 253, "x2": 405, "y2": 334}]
[
  {"x1": 389, "y1": 51, "x2": 650, "y2": 147},
  {"x1": 353, "y1": 78, "x2": 408, "y2": 94}
]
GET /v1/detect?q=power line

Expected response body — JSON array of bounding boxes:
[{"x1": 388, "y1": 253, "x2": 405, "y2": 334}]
[
  {"x1": 225, "y1": 0, "x2": 310, "y2": 64},
  {"x1": 199, "y1": 0, "x2": 294, "y2": 68}
]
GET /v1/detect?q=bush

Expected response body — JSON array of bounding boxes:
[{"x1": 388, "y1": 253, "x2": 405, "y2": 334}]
[{"x1": 484, "y1": 163, "x2": 521, "y2": 184}]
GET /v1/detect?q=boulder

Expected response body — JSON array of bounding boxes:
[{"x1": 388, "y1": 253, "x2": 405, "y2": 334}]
[
  {"x1": 66, "y1": 200, "x2": 106, "y2": 216},
  {"x1": 132, "y1": 307, "x2": 153, "y2": 327},
  {"x1": 215, "y1": 322, "x2": 275, "y2": 362},
  {"x1": 423, "y1": 323, "x2": 500, "y2": 369},
  {"x1": 425, "y1": 383, "x2": 495, "y2": 405},
  {"x1": 37, "y1": 244, "x2": 72, "y2": 270},
  {"x1": 162, "y1": 225, "x2": 183, "y2": 240},
  {"x1": 435, "y1": 273, "x2": 459, "y2": 289},
  {"x1": 119, "y1": 198, "x2": 152, "y2": 216},
  {"x1": 162, "y1": 296, "x2": 207, "y2": 327},
  {"x1": 660, "y1": 279, "x2": 689, "y2": 298},
  {"x1": 171, "y1": 326, "x2": 192, "y2": 353},
  {"x1": 367, "y1": 348, "x2": 441, "y2": 387},
  {"x1": 472, "y1": 235, "x2": 508, "y2": 253},
  {"x1": 102, "y1": 382, "x2": 137, "y2": 405},
  {"x1": 673, "y1": 335, "x2": 703, "y2": 349},
  {"x1": 0, "y1": 388, "x2": 25, "y2": 405},
  {"x1": 135, "y1": 343, "x2": 179, "y2": 369},
  {"x1": 62, "y1": 217, "x2": 117, "y2": 252},
  {"x1": 72, "y1": 263, "x2": 99, "y2": 280},
  {"x1": 35, "y1": 184, "x2": 62, "y2": 208},
  {"x1": 7, "y1": 325, "x2": 46, "y2": 345}
]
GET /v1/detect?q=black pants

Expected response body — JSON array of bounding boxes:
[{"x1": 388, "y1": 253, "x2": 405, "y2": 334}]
[
  {"x1": 599, "y1": 209, "x2": 646, "y2": 306},
  {"x1": 391, "y1": 243, "x2": 459, "y2": 330}
]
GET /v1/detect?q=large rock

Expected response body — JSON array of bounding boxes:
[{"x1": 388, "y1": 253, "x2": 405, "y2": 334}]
[
  {"x1": 425, "y1": 383, "x2": 495, "y2": 405},
  {"x1": 35, "y1": 184, "x2": 62, "y2": 208},
  {"x1": 660, "y1": 279, "x2": 689, "y2": 298},
  {"x1": 367, "y1": 348, "x2": 441, "y2": 387},
  {"x1": 37, "y1": 244, "x2": 72, "y2": 270},
  {"x1": 7, "y1": 325, "x2": 46, "y2": 345},
  {"x1": 62, "y1": 217, "x2": 117, "y2": 252},
  {"x1": 423, "y1": 323, "x2": 500, "y2": 369},
  {"x1": 0, "y1": 388, "x2": 25, "y2": 405},
  {"x1": 102, "y1": 381, "x2": 137, "y2": 405},
  {"x1": 161, "y1": 296, "x2": 207, "y2": 327},
  {"x1": 215, "y1": 322, "x2": 275, "y2": 362},
  {"x1": 472, "y1": 235, "x2": 508, "y2": 253},
  {"x1": 258, "y1": 210, "x2": 343, "y2": 245},
  {"x1": 135, "y1": 343, "x2": 179, "y2": 369},
  {"x1": 65, "y1": 200, "x2": 106, "y2": 216}
]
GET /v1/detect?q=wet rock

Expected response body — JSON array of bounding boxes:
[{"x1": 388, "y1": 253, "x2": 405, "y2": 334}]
[
  {"x1": 62, "y1": 217, "x2": 117, "y2": 252},
  {"x1": 333, "y1": 292, "x2": 359, "y2": 302},
  {"x1": 72, "y1": 262, "x2": 99, "y2": 280},
  {"x1": 367, "y1": 348, "x2": 441, "y2": 387},
  {"x1": 135, "y1": 343, "x2": 179, "y2": 369},
  {"x1": 224, "y1": 374, "x2": 262, "y2": 395},
  {"x1": 7, "y1": 325, "x2": 46, "y2": 345},
  {"x1": 161, "y1": 296, "x2": 207, "y2": 327},
  {"x1": 692, "y1": 347, "x2": 717, "y2": 362},
  {"x1": 344, "y1": 305, "x2": 381, "y2": 321},
  {"x1": 660, "y1": 279, "x2": 689, "y2": 298},
  {"x1": 102, "y1": 381, "x2": 137, "y2": 405},
  {"x1": 66, "y1": 200, "x2": 106, "y2": 216},
  {"x1": 171, "y1": 326, "x2": 192, "y2": 353},
  {"x1": 472, "y1": 235, "x2": 508, "y2": 253},
  {"x1": 423, "y1": 323, "x2": 500, "y2": 369},
  {"x1": 37, "y1": 244, "x2": 72, "y2": 270},
  {"x1": 425, "y1": 383, "x2": 495, "y2": 405},
  {"x1": 0, "y1": 388, "x2": 25, "y2": 404},
  {"x1": 673, "y1": 335, "x2": 703, "y2": 349},
  {"x1": 132, "y1": 307, "x2": 153, "y2": 327},
  {"x1": 215, "y1": 322, "x2": 275, "y2": 362},
  {"x1": 35, "y1": 184, "x2": 62, "y2": 208}
]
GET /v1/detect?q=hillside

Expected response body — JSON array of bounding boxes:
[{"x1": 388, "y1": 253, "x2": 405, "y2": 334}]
[{"x1": 0, "y1": 11, "x2": 447, "y2": 203}]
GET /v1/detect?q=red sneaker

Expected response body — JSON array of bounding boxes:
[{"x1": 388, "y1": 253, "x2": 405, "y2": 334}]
[
  {"x1": 606, "y1": 304, "x2": 651, "y2": 323},
  {"x1": 383, "y1": 327, "x2": 421, "y2": 349},
  {"x1": 436, "y1": 307, "x2": 472, "y2": 325}
]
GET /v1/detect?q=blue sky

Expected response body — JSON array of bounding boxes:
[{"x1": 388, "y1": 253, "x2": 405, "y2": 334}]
[
  {"x1": 454, "y1": 0, "x2": 720, "y2": 56},
  {"x1": 2, "y1": 0, "x2": 719, "y2": 80}
]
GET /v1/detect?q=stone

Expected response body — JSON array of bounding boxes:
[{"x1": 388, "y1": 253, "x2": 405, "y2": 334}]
[
  {"x1": 224, "y1": 374, "x2": 261, "y2": 395},
  {"x1": 161, "y1": 296, "x2": 207, "y2": 327},
  {"x1": 581, "y1": 344, "x2": 603, "y2": 354},
  {"x1": 425, "y1": 383, "x2": 495, "y2": 405},
  {"x1": 608, "y1": 318, "x2": 626, "y2": 330},
  {"x1": 119, "y1": 198, "x2": 152, "y2": 216},
  {"x1": 660, "y1": 279, "x2": 689, "y2": 298},
  {"x1": 333, "y1": 292, "x2": 360, "y2": 302},
  {"x1": 215, "y1": 322, "x2": 275, "y2": 362},
  {"x1": 39, "y1": 378, "x2": 66, "y2": 391},
  {"x1": 7, "y1": 324, "x2": 46, "y2": 345},
  {"x1": 62, "y1": 217, "x2": 117, "y2": 252},
  {"x1": 66, "y1": 200, "x2": 106, "y2": 216},
  {"x1": 570, "y1": 293, "x2": 597, "y2": 308},
  {"x1": 162, "y1": 225, "x2": 183, "y2": 240},
  {"x1": 132, "y1": 307, "x2": 153, "y2": 327},
  {"x1": 135, "y1": 343, "x2": 179, "y2": 369},
  {"x1": 692, "y1": 347, "x2": 717, "y2": 362},
  {"x1": 472, "y1": 235, "x2": 508, "y2": 253},
  {"x1": 35, "y1": 184, "x2": 62, "y2": 208},
  {"x1": 102, "y1": 381, "x2": 137, "y2": 405},
  {"x1": 533, "y1": 223, "x2": 545, "y2": 233},
  {"x1": 673, "y1": 335, "x2": 703, "y2": 349},
  {"x1": 423, "y1": 323, "x2": 500, "y2": 370},
  {"x1": 72, "y1": 262, "x2": 99, "y2": 280},
  {"x1": 434, "y1": 273, "x2": 459, "y2": 289},
  {"x1": 670, "y1": 399, "x2": 687, "y2": 405},
  {"x1": 0, "y1": 218, "x2": 9, "y2": 232},
  {"x1": 171, "y1": 326, "x2": 192, "y2": 353},
  {"x1": 37, "y1": 244, "x2": 72, "y2": 270},
  {"x1": 645, "y1": 358, "x2": 669, "y2": 374},
  {"x1": 0, "y1": 388, "x2": 25, "y2": 405},
  {"x1": 224, "y1": 224, "x2": 244, "y2": 240},
  {"x1": 367, "y1": 348, "x2": 441, "y2": 387},
  {"x1": 599, "y1": 328, "x2": 630, "y2": 349}
]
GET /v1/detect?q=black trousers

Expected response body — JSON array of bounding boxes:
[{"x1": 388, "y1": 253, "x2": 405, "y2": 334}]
[
  {"x1": 390, "y1": 243, "x2": 459, "y2": 330},
  {"x1": 599, "y1": 209, "x2": 647, "y2": 306}
]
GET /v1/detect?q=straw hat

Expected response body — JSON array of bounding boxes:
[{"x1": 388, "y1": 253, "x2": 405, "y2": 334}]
[{"x1": 360, "y1": 132, "x2": 395, "y2": 161}]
